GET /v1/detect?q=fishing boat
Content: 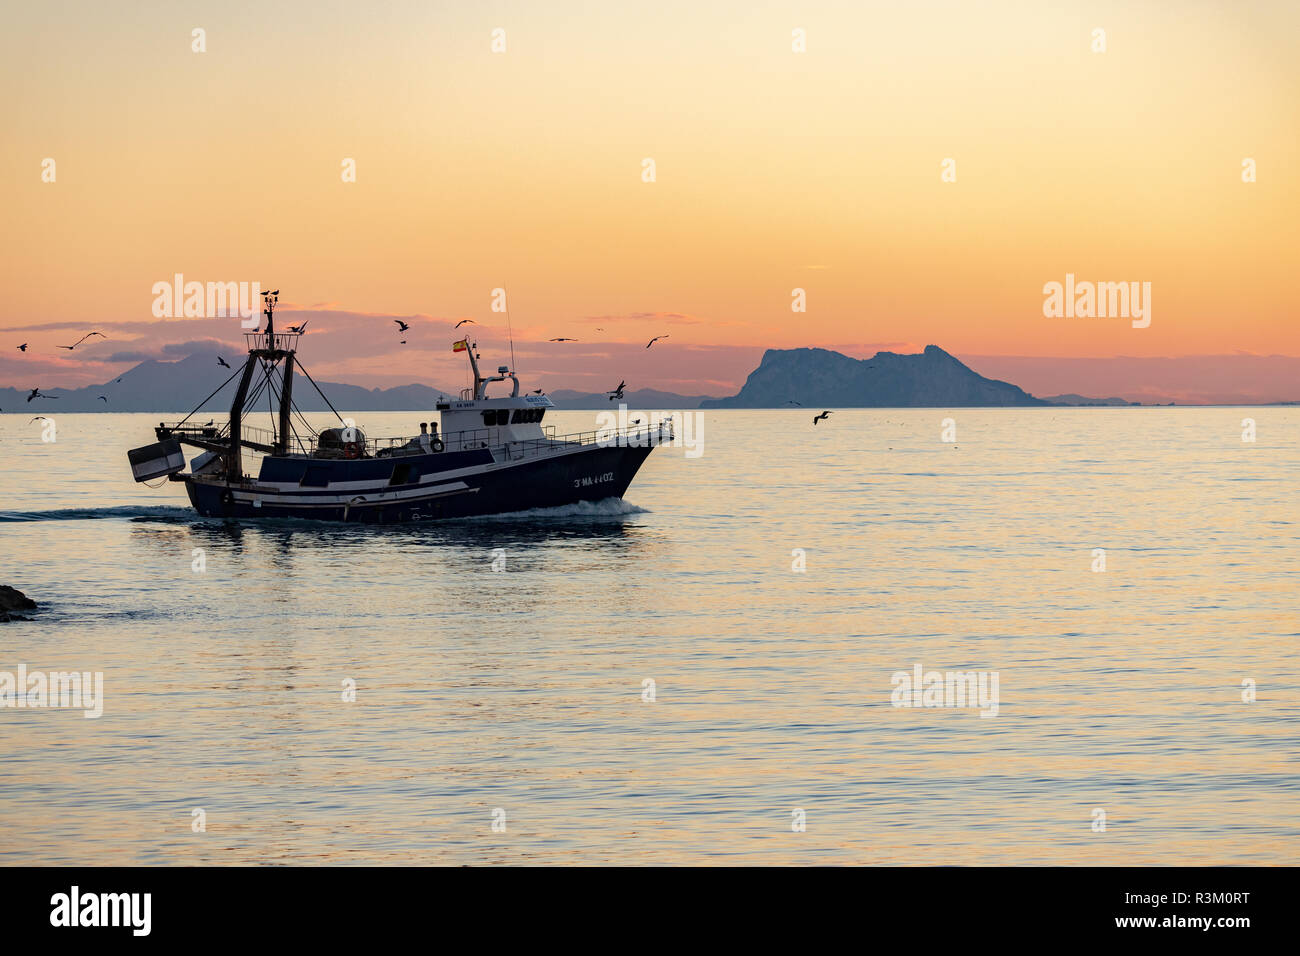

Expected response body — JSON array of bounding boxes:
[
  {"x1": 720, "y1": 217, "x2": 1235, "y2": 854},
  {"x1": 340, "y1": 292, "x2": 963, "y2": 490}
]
[{"x1": 127, "y1": 291, "x2": 670, "y2": 522}]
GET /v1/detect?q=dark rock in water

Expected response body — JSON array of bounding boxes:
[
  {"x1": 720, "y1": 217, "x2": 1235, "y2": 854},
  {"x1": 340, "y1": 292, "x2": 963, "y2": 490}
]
[{"x1": 0, "y1": 585, "x2": 38, "y2": 622}]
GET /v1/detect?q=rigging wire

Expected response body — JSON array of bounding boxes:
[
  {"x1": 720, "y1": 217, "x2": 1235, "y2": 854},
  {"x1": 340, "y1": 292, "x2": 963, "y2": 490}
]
[
  {"x1": 295, "y1": 360, "x2": 346, "y2": 425},
  {"x1": 175, "y1": 348, "x2": 342, "y2": 455},
  {"x1": 265, "y1": 360, "x2": 277, "y2": 445},
  {"x1": 175, "y1": 361, "x2": 245, "y2": 428},
  {"x1": 263, "y1": 362, "x2": 318, "y2": 453}
]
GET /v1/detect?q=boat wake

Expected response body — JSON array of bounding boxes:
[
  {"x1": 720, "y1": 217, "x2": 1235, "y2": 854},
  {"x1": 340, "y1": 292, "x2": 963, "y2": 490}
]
[
  {"x1": 0, "y1": 505, "x2": 196, "y2": 523},
  {"x1": 452, "y1": 497, "x2": 649, "y2": 522}
]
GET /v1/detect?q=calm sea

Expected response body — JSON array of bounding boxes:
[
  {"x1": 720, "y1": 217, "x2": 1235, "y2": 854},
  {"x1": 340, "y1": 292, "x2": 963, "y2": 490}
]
[{"x1": 1, "y1": 408, "x2": 1296, "y2": 865}]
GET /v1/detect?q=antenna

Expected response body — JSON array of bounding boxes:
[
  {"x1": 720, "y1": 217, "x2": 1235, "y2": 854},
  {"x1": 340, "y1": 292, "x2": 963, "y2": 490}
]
[{"x1": 505, "y1": 289, "x2": 517, "y2": 375}]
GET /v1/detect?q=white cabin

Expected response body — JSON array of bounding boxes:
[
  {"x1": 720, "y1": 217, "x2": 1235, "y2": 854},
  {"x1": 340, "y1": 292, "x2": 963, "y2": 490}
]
[{"x1": 434, "y1": 351, "x2": 554, "y2": 447}]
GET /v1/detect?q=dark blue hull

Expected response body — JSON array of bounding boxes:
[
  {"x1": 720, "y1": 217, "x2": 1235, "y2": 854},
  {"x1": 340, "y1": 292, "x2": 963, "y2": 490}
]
[{"x1": 184, "y1": 442, "x2": 656, "y2": 523}]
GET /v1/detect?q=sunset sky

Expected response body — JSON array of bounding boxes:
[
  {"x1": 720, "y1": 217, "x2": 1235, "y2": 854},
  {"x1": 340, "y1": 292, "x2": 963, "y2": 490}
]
[{"x1": 2, "y1": 1, "x2": 1297, "y2": 401}]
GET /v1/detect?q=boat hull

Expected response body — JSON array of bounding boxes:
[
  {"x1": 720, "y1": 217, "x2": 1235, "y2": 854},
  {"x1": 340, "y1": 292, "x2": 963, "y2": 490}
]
[{"x1": 183, "y1": 441, "x2": 657, "y2": 522}]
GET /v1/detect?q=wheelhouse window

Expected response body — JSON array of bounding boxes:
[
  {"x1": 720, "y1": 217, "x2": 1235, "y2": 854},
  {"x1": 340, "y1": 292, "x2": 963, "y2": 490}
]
[{"x1": 484, "y1": 407, "x2": 544, "y2": 426}]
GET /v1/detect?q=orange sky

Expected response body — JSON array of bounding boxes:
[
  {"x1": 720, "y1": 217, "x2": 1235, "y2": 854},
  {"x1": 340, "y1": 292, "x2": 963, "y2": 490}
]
[{"x1": 2, "y1": 1, "x2": 1297, "y2": 395}]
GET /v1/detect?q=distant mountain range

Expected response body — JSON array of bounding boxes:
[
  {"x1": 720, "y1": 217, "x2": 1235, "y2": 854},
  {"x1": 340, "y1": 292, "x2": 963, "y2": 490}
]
[
  {"x1": 0, "y1": 352, "x2": 459, "y2": 413},
  {"x1": 1038, "y1": 393, "x2": 1138, "y2": 406},
  {"x1": 3, "y1": 346, "x2": 1281, "y2": 412}
]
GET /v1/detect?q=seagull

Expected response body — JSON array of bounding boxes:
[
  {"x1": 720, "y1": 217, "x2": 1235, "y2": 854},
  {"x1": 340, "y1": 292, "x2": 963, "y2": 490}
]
[
  {"x1": 645, "y1": 334, "x2": 668, "y2": 349},
  {"x1": 813, "y1": 410, "x2": 832, "y2": 424},
  {"x1": 394, "y1": 320, "x2": 411, "y2": 333},
  {"x1": 204, "y1": 420, "x2": 214, "y2": 426},
  {"x1": 609, "y1": 380, "x2": 626, "y2": 401},
  {"x1": 549, "y1": 337, "x2": 577, "y2": 342},
  {"x1": 217, "y1": 356, "x2": 231, "y2": 368},
  {"x1": 531, "y1": 388, "x2": 544, "y2": 394},
  {"x1": 56, "y1": 331, "x2": 106, "y2": 350},
  {"x1": 400, "y1": 339, "x2": 407, "y2": 345},
  {"x1": 594, "y1": 327, "x2": 605, "y2": 332},
  {"x1": 455, "y1": 319, "x2": 475, "y2": 328},
  {"x1": 16, "y1": 343, "x2": 27, "y2": 352},
  {"x1": 26, "y1": 388, "x2": 57, "y2": 403},
  {"x1": 286, "y1": 321, "x2": 308, "y2": 334}
]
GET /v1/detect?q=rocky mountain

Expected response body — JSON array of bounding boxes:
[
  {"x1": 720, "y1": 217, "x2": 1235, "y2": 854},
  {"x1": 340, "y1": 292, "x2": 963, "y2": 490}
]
[{"x1": 701, "y1": 345, "x2": 1047, "y2": 408}]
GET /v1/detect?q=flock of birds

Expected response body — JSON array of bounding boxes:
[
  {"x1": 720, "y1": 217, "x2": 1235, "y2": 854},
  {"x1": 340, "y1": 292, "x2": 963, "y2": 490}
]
[
  {"x1": 9, "y1": 331, "x2": 108, "y2": 409},
  {"x1": 376, "y1": 317, "x2": 673, "y2": 404},
  {"x1": 11, "y1": 318, "x2": 850, "y2": 427},
  {"x1": 391, "y1": 317, "x2": 478, "y2": 346}
]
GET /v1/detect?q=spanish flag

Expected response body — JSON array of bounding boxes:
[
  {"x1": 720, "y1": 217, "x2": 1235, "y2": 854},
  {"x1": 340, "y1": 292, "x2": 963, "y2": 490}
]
[{"x1": 453, "y1": 339, "x2": 468, "y2": 352}]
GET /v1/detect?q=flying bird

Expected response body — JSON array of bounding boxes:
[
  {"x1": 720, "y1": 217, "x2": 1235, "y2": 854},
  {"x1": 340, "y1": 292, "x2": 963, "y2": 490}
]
[
  {"x1": 549, "y1": 337, "x2": 577, "y2": 342},
  {"x1": 609, "y1": 380, "x2": 626, "y2": 401},
  {"x1": 56, "y1": 331, "x2": 105, "y2": 350},
  {"x1": 782, "y1": 400, "x2": 802, "y2": 406},
  {"x1": 400, "y1": 339, "x2": 407, "y2": 345},
  {"x1": 16, "y1": 343, "x2": 27, "y2": 352},
  {"x1": 29, "y1": 416, "x2": 51, "y2": 423},
  {"x1": 394, "y1": 320, "x2": 411, "y2": 333},
  {"x1": 594, "y1": 327, "x2": 605, "y2": 332},
  {"x1": 645, "y1": 335, "x2": 668, "y2": 349},
  {"x1": 217, "y1": 356, "x2": 231, "y2": 368},
  {"x1": 98, "y1": 396, "x2": 108, "y2": 402},
  {"x1": 813, "y1": 411, "x2": 832, "y2": 424},
  {"x1": 26, "y1": 388, "x2": 57, "y2": 403},
  {"x1": 455, "y1": 319, "x2": 476, "y2": 328}
]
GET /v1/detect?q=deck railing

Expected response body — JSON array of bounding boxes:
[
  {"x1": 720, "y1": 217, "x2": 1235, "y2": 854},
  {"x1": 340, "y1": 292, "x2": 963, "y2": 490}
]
[
  {"x1": 353, "y1": 422, "x2": 675, "y2": 462},
  {"x1": 158, "y1": 419, "x2": 676, "y2": 463},
  {"x1": 242, "y1": 331, "x2": 301, "y2": 352}
]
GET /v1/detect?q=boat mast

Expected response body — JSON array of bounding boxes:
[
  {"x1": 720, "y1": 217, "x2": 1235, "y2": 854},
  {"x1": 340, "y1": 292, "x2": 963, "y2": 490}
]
[
  {"x1": 225, "y1": 289, "x2": 297, "y2": 481},
  {"x1": 465, "y1": 340, "x2": 484, "y2": 399},
  {"x1": 459, "y1": 339, "x2": 520, "y2": 399}
]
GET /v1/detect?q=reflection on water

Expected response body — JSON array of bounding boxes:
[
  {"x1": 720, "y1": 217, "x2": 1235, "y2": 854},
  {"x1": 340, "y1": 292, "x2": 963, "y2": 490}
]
[{"x1": 0, "y1": 409, "x2": 1297, "y2": 864}]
